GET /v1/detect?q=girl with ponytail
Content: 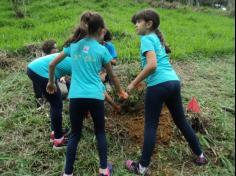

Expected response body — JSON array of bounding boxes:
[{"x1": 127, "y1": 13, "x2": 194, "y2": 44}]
[{"x1": 126, "y1": 9, "x2": 207, "y2": 175}]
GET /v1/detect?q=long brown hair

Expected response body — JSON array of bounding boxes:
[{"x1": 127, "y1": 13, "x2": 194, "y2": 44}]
[
  {"x1": 132, "y1": 9, "x2": 171, "y2": 54},
  {"x1": 63, "y1": 11, "x2": 94, "y2": 47},
  {"x1": 87, "y1": 13, "x2": 105, "y2": 35}
]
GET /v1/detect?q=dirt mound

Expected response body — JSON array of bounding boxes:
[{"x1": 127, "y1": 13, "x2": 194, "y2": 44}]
[
  {"x1": 101, "y1": 62, "x2": 175, "y2": 145},
  {"x1": 0, "y1": 52, "x2": 25, "y2": 71},
  {"x1": 23, "y1": 44, "x2": 43, "y2": 58},
  {"x1": 105, "y1": 105, "x2": 174, "y2": 146}
]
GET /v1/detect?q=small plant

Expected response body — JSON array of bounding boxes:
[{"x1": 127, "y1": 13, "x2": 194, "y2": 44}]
[
  {"x1": 11, "y1": 0, "x2": 30, "y2": 18},
  {"x1": 108, "y1": 62, "x2": 146, "y2": 112}
]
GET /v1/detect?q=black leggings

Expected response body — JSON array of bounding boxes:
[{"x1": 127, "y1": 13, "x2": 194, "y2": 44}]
[
  {"x1": 65, "y1": 98, "x2": 107, "y2": 174},
  {"x1": 27, "y1": 68, "x2": 63, "y2": 139},
  {"x1": 140, "y1": 81, "x2": 202, "y2": 167}
]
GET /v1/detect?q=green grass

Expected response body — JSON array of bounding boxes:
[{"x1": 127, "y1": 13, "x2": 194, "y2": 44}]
[
  {"x1": 0, "y1": 55, "x2": 235, "y2": 176},
  {"x1": 0, "y1": 0, "x2": 235, "y2": 175},
  {"x1": 0, "y1": 0, "x2": 235, "y2": 60}
]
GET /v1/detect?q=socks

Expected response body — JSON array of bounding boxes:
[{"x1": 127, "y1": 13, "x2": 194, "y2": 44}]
[
  {"x1": 139, "y1": 163, "x2": 147, "y2": 174},
  {"x1": 199, "y1": 153, "x2": 205, "y2": 158},
  {"x1": 99, "y1": 168, "x2": 108, "y2": 175},
  {"x1": 54, "y1": 136, "x2": 64, "y2": 142},
  {"x1": 63, "y1": 173, "x2": 73, "y2": 176}
]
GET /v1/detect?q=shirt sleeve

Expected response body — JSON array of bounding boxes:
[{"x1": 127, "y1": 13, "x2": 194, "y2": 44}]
[
  {"x1": 141, "y1": 36, "x2": 155, "y2": 56},
  {"x1": 102, "y1": 83, "x2": 106, "y2": 93},
  {"x1": 63, "y1": 46, "x2": 71, "y2": 57},
  {"x1": 102, "y1": 47, "x2": 113, "y2": 65},
  {"x1": 109, "y1": 43, "x2": 118, "y2": 59}
]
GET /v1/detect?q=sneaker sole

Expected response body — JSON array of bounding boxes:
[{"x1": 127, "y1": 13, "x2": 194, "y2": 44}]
[
  {"x1": 53, "y1": 145, "x2": 67, "y2": 150},
  {"x1": 50, "y1": 137, "x2": 69, "y2": 143},
  {"x1": 108, "y1": 163, "x2": 113, "y2": 176},
  {"x1": 50, "y1": 129, "x2": 70, "y2": 143},
  {"x1": 124, "y1": 161, "x2": 151, "y2": 176}
]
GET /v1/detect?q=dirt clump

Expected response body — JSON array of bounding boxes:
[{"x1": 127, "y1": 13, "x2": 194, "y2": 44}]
[
  {"x1": 105, "y1": 105, "x2": 174, "y2": 146},
  {"x1": 0, "y1": 52, "x2": 25, "y2": 71}
]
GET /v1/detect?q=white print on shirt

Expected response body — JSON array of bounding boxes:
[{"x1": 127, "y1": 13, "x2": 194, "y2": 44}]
[
  {"x1": 73, "y1": 53, "x2": 95, "y2": 63},
  {"x1": 73, "y1": 54, "x2": 81, "y2": 59},
  {"x1": 83, "y1": 46, "x2": 90, "y2": 53},
  {"x1": 85, "y1": 54, "x2": 95, "y2": 62}
]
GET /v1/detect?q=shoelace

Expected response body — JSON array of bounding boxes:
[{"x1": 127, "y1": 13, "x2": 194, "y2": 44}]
[
  {"x1": 196, "y1": 157, "x2": 208, "y2": 165},
  {"x1": 99, "y1": 169, "x2": 110, "y2": 176},
  {"x1": 99, "y1": 174, "x2": 109, "y2": 176},
  {"x1": 129, "y1": 162, "x2": 140, "y2": 174}
]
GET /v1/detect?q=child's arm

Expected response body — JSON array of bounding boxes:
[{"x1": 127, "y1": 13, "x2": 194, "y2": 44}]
[
  {"x1": 105, "y1": 63, "x2": 128, "y2": 100},
  {"x1": 111, "y1": 59, "x2": 117, "y2": 65},
  {"x1": 104, "y1": 92, "x2": 121, "y2": 112},
  {"x1": 46, "y1": 52, "x2": 66, "y2": 94},
  {"x1": 128, "y1": 51, "x2": 157, "y2": 91}
]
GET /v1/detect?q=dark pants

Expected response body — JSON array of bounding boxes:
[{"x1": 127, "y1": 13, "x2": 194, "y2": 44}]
[
  {"x1": 65, "y1": 98, "x2": 107, "y2": 174},
  {"x1": 66, "y1": 80, "x2": 71, "y2": 91},
  {"x1": 140, "y1": 81, "x2": 202, "y2": 167},
  {"x1": 27, "y1": 68, "x2": 63, "y2": 139}
]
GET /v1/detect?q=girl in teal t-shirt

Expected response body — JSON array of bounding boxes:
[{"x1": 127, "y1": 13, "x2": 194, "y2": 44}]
[
  {"x1": 47, "y1": 12, "x2": 128, "y2": 176},
  {"x1": 125, "y1": 9, "x2": 208, "y2": 175},
  {"x1": 27, "y1": 53, "x2": 71, "y2": 149}
]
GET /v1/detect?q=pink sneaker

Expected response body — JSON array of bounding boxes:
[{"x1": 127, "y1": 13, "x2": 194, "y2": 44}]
[
  {"x1": 50, "y1": 129, "x2": 70, "y2": 142},
  {"x1": 194, "y1": 156, "x2": 208, "y2": 166},
  {"x1": 125, "y1": 160, "x2": 150, "y2": 176},
  {"x1": 50, "y1": 132, "x2": 55, "y2": 143},
  {"x1": 99, "y1": 163, "x2": 113, "y2": 176},
  {"x1": 53, "y1": 137, "x2": 68, "y2": 150}
]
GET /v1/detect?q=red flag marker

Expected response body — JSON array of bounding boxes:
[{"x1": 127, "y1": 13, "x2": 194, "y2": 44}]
[{"x1": 187, "y1": 97, "x2": 201, "y2": 113}]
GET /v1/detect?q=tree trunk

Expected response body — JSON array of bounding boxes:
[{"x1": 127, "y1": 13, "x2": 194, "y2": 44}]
[
  {"x1": 195, "y1": 0, "x2": 200, "y2": 7},
  {"x1": 228, "y1": 0, "x2": 235, "y2": 16},
  {"x1": 188, "y1": 0, "x2": 194, "y2": 6}
]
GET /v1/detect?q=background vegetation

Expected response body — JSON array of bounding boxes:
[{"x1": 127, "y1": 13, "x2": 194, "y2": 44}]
[{"x1": 0, "y1": 0, "x2": 235, "y2": 175}]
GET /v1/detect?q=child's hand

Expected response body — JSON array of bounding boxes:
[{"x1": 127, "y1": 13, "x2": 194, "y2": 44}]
[
  {"x1": 100, "y1": 71, "x2": 107, "y2": 82},
  {"x1": 127, "y1": 82, "x2": 135, "y2": 92},
  {"x1": 134, "y1": 82, "x2": 146, "y2": 91},
  {"x1": 113, "y1": 104, "x2": 121, "y2": 113},
  {"x1": 60, "y1": 77, "x2": 66, "y2": 84},
  {"x1": 46, "y1": 82, "x2": 57, "y2": 94},
  {"x1": 118, "y1": 90, "x2": 129, "y2": 100}
]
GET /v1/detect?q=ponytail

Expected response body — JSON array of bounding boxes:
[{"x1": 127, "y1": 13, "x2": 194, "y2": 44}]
[
  {"x1": 63, "y1": 27, "x2": 87, "y2": 47},
  {"x1": 63, "y1": 11, "x2": 94, "y2": 47},
  {"x1": 155, "y1": 29, "x2": 171, "y2": 54}
]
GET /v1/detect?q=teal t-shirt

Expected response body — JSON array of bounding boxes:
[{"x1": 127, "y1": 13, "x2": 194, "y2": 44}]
[
  {"x1": 63, "y1": 38, "x2": 113, "y2": 100},
  {"x1": 140, "y1": 33, "x2": 179, "y2": 87},
  {"x1": 28, "y1": 53, "x2": 72, "y2": 79},
  {"x1": 104, "y1": 41, "x2": 118, "y2": 59}
]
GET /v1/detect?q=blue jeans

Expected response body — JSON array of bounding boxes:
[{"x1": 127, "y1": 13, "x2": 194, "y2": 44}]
[
  {"x1": 27, "y1": 68, "x2": 63, "y2": 139},
  {"x1": 65, "y1": 98, "x2": 107, "y2": 174},
  {"x1": 140, "y1": 81, "x2": 202, "y2": 167}
]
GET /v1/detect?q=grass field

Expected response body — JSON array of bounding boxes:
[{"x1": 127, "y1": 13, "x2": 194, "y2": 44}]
[
  {"x1": 0, "y1": 0, "x2": 235, "y2": 176},
  {"x1": 0, "y1": 0, "x2": 235, "y2": 60},
  {"x1": 0, "y1": 55, "x2": 235, "y2": 176}
]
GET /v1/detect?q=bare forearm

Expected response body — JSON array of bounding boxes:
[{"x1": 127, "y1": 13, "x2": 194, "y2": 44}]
[
  {"x1": 48, "y1": 52, "x2": 66, "y2": 84},
  {"x1": 110, "y1": 75, "x2": 122, "y2": 93},
  {"x1": 105, "y1": 63, "x2": 122, "y2": 93},
  {"x1": 105, "y1": 92, "x2": 115, "y2": 106},
  {"x1": 49, "y1": 64, "x2": 56, "y2": 84},
  {"x1": 132, "y1": 66, "x2": 155, "y2": 86}
]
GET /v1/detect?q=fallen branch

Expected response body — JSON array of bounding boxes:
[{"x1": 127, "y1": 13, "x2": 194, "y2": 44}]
[{"x1": 221, "y1": 106, "x2": 235, "y2": 115}]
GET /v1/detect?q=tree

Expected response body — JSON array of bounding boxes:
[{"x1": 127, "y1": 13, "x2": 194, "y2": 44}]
[
  {"x1": 228, "y1": 0, "x2": 235, "y2": 16},
  {"x1": 190, "y1": 0, "x2": 200, "y2": 6}
]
